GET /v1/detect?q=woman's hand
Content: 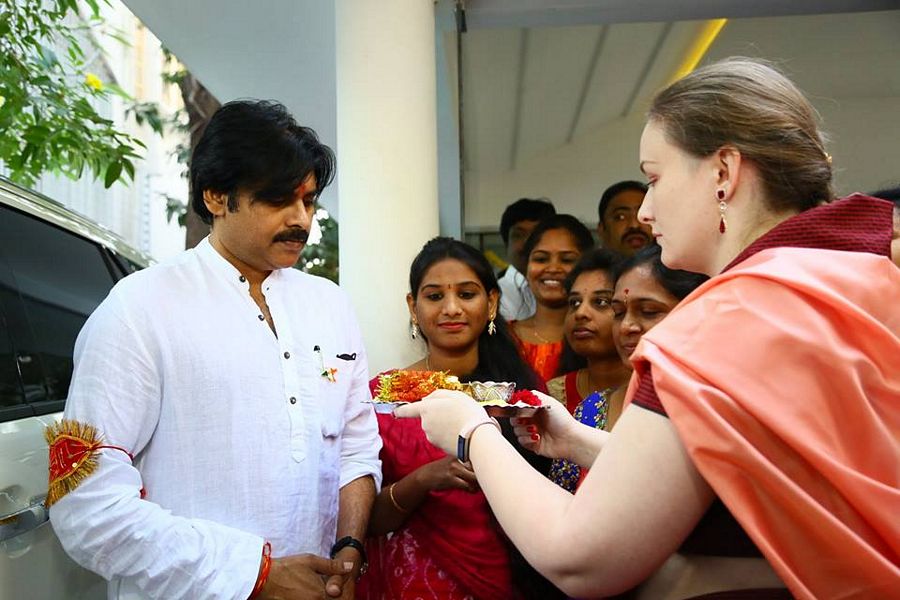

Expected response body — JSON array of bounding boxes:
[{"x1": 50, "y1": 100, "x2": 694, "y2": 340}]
[
  {"x1": 394, "y1": 389, "x2": 487, "y2": 454},
  {"x1": 417, "y1": 455, "x2": 479, "y2": 492},
  {"x1": 513, "y1": 391, "x2": 581, "y2": 460}
]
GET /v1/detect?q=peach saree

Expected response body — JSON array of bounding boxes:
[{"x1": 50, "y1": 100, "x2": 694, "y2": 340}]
[{"x1": 629, "y1": 196, "x2": 900, "y2": 599}]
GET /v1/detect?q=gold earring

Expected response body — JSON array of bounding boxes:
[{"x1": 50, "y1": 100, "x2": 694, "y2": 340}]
[
  {"x1": 488, "y1": 315, "x2": 496, "y2": 336},
  {"x1": 410, "y1": 321, "x2": 419, "y2": 340}
]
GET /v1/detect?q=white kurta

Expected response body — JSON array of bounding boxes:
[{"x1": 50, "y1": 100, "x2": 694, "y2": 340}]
[
  {"x1": 49, "y1": 238, "x2": 382, "y2": 600},
  {"x1": 498, "y1": 265, "x2": 536, "y2": 321}
]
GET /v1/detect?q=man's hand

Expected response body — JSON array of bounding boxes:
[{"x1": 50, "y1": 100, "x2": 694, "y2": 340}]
[
  {"x1": 259, "y1": 553, "x2": 351, "y2": 600},
  {"x1": 324, "y1": 546, "x2": 362, "y2": 599}
]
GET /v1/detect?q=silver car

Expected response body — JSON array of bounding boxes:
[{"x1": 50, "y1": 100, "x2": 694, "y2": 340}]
[{"x1": 0, "y1": 177, "x2": 151, "y2": 599}]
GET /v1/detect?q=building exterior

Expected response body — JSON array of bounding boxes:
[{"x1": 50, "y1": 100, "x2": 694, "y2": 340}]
[
  {"x1": 2, "y1": 0, "x2": 187, "y2": 261},
  {"x1": 74, "y1": 1, "x2": 900, "y2": 373}
]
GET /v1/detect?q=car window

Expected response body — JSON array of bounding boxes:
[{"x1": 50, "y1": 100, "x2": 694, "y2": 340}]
[
  {"x1": 0, "y1": 273, "x2": 27, "y2": 420},
  {"x1": 0, "y1": 204, "x2": 118, "y2": 418},
  {"x1": 0, "y1": 244, "x2": 37, "y2": 422},
  {"x1": 108, "y1": 251, "x2": 145, "y2": 278}
]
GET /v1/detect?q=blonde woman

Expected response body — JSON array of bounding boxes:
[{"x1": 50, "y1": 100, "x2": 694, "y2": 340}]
[{"x1": 399, "y1": 59, "x2": 899, "y2": 599}]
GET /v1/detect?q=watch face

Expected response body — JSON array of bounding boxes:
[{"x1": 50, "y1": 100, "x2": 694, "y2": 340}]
[{"x1": 457, "y1": 434, "x2": 468, "y2": 463}]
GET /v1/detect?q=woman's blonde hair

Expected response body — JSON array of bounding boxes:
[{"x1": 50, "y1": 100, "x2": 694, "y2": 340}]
[{"x1": 649, "y1": 58, "x2": 833, "y2": 212}]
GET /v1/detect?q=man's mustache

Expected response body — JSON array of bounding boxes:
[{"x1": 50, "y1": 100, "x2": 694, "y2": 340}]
[{"x1": 273, "y1": 228, "x2": 309, "y2": 244}]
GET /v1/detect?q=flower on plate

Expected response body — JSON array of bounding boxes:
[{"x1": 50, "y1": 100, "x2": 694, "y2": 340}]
[
  {"x1": 509, "y1": 389, "x2": 541, "y2": 407},
  {"x1": 375, "y1": 370, "x2": 462, "y2": 402}
]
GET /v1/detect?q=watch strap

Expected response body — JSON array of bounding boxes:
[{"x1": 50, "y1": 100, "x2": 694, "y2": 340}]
[
  {"x1": 330, "y1": 535, "x2": 367, "y2": 576},
  {"x1": 456, "y1": 415, "x2": 500, "y2": 463}
]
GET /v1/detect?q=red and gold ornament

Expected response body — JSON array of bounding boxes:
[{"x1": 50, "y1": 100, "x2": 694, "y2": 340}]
[{"x1": 45, "y1": 419, "x2": 134, "y2": 507}]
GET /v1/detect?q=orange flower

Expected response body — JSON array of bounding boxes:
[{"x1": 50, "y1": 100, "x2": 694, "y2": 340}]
[{"x1": 375, "y1": 370, "x2": 462, "y2": 402}]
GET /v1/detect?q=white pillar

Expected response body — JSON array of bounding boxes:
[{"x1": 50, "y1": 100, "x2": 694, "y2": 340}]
[
  {"x1": 336, "y1": 0, "x2": 439, "y2": 375},
  {"x1": 435, "y1": 0, "x2": 463, "y2": 239}
]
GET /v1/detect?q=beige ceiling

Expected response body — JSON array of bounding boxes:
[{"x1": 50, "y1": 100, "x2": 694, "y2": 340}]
[{"x1": 459, "y1": 9, "x2": 900, "y2": 174}]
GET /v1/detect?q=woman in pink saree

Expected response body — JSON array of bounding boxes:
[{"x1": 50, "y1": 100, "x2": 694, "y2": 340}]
[{"x1": 398, "y1": 58, "x2": 899, "y2": 599}]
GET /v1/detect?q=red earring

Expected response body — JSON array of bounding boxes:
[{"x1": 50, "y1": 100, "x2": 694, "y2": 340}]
[{"x1": 717, "y1": 190, "x2": 727, "y2": 234}]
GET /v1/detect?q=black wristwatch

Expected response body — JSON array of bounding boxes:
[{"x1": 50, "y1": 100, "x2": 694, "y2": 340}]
[{"x1": 330, "y1": 535, "x2": 368, "y2": 577}]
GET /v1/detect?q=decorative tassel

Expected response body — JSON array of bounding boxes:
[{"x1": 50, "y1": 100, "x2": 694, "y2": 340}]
[{"x1": 45, "y1": 419, "x2": 132, "y2": 507}]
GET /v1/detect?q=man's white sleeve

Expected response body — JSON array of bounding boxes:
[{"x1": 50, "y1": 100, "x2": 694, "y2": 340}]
[
  {"x1": 337, "y1": 298, "x2": 382, "y2": 491},
  {"x1": 49, "y1": 291, "x2": 263, "y2": 599}
]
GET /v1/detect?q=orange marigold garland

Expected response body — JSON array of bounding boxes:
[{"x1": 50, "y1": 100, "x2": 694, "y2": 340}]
[
  {"x1": 45, "y1": 419, "x2": 133, "y2": 507},
  {"x1": 374, "y1": 370, "x2": 464, "y2": 402}
]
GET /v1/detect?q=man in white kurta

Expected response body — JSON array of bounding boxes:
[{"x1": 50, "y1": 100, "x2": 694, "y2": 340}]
[
  {"x1": 497, "y1": 264, "x2": 536, "y2": 321},
  {"x1": 49, "y1": 100, "x2": 381, "y2": 599}
]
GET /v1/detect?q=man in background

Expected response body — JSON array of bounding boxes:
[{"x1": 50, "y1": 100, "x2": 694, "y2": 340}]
[
  {"x1": 597, "y1": 180, "x2": 653, "y2": 256},
  {"x1": 497, "y1": 197, "x2": 556, "y2": 320}
]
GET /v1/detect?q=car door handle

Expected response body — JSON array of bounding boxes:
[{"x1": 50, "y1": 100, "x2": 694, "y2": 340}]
[{"x1": 0, "y1": 498, "x2": 49, "y2": 541}]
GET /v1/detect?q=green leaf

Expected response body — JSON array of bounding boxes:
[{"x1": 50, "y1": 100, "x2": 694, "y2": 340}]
[
  {"x1": 23, "y1": 125, "x2": 51, "y2": 144},
  {"x1": 83, "y1": 0, "x2": 101, "y2": 17},
  {"x1": 1, "y1": 0, "x2": 184, "y2": 209},
  {"x1": 71, "y1": 155, "x2": 85, "y2": 178},
  {"x1": 164, "y1": 194, "x2": 187, "y2": 224},
  {"x1": 103, "y1": 160, "x2": 122, "y2": 188},
  {"x1": 105, "y1": 26, "x2": 132, "y2": 47},
  {"x1": 66, "y1": 45, "x2": 79, "y2": 64},
  {"x1": 105, "y1": 83, "x2": 133, "y2": 100},
  {"x1": 39, "y1": 45, "x2": 60, "y2": 68}
]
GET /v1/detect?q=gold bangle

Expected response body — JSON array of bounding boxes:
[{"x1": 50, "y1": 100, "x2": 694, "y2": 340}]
[{"x1": 388, "y1": 483, "x2": 409, "y2": 514}]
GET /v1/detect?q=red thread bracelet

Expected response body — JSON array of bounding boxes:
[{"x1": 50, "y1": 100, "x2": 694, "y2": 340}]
[{"x1": 249, "y1": 541, "x2": 272, "y2": 599}]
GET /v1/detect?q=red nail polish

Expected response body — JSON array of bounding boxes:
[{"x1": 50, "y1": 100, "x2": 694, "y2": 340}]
[
  {"x1": 527, "y1": 425, "x2": 536, "y2": 433},
  {"x1": 531, "y1": 433, "x2": 539, "y2": 441}
]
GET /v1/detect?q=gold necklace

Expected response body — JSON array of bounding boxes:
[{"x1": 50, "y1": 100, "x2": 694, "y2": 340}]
[
  {"x1": 530, "y1": 322, "x2": 553, "y2": 344},
  {"x1": 424, "y1": 354, "x2": 432, "y2": 371}
]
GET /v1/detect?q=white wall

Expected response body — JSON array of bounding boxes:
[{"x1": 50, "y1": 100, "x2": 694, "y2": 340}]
[
  {"x1": 121, "y1": 0, "x2": 341, "y2": 218},
  {"x1": 465, "y1": 111, "x2": 645, "y2": 229},
  {"x1": 820, "y1": 97, "x2": 900, "y2": 194},
  {"x1": 464, "y1": 94, "x2": 900, "y2": 230}
]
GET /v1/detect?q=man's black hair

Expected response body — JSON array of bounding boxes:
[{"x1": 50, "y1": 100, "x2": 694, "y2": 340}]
[
  {"x1": 597, "y1": 180, "x2": 648, "y2": 223},
  {"x1": 499, "y1": 198, "x2": 556, "y2": 246},
  {"x1": 190, "y1": 100, "x2": 336, "y2": 224}
]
